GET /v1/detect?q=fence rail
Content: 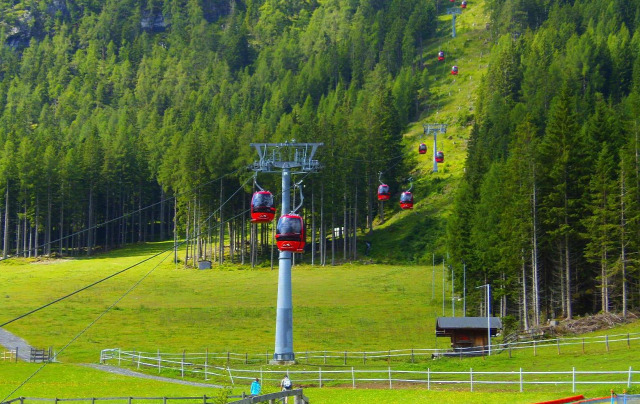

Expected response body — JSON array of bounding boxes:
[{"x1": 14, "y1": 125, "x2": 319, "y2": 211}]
[
  {"x1": 100, "y1": 348, "x2": 637, "y2": 393},
  {"x1": 100, "y1": 331, "x2": 640, "y2": 368},
  {"x1": 1, "y1": 349, "x2": 16, "y2": 362}
]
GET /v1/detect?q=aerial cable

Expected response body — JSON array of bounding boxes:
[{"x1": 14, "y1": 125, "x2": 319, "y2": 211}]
[{"x1": 0, "y1": 176, "x2": 252, "y2": 329}]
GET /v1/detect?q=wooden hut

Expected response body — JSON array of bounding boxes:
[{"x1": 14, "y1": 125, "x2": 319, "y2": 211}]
[{"x1": 436, "y1": 317, "x2": 502, "y2": 354}]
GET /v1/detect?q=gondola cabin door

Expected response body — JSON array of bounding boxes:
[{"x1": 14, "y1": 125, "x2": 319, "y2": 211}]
[
  {"x1": 251, "y1": 191, "x2": 276, "y2": 223},
  {"x1": 275, "y1": 214, "x2": 305, "y2": 253}
]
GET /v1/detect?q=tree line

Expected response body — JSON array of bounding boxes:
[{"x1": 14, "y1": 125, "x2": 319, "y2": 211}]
[{"x1": 0, "y1": 0, "x2": 436, "y2": 263}]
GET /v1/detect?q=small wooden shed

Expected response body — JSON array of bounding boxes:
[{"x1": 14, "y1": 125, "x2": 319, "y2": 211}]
[{"x1": 436, "y1": 317, "x2": 502, "y2": 354}]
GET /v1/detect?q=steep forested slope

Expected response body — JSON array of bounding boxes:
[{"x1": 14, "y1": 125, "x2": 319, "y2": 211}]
[
  {"x1": 449, "y1": 0, "x2": 640, "y2": 328},
  {"x1": 0, "y1": 0, "x2": 436, "y2": 262}
]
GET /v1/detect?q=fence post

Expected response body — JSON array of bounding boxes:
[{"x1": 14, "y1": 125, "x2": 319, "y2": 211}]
[
  {"x1": 628, "y1": 333, "x2": 631, "y2": 349},
  {"x1": 520, "y1": 368, "x2": 523, "y2": 393},
  {"x1": 181, "y1": 350, "x2": 185, "y2": 378},
  {"x1": 245, "y1": 353, "x2": 248, "y2": 365},
  {"x1": 427, "y1": 368, "x2": 431, "y2": 390},
  {"x1": 572, "y1": 367, "x2": 575, "y2": 393},
  {"x1": 363, "y1": 352, "x2": 366, "y2": 365},
  {"x1": 509, "y1": 344, "x2": 512, "y2": 359},
  {"x1": 306, "y1": 351, "x2": 309, "y2": 365},
  {"x1": 319, "y1": 368, "x2": 322, "y2": 388},
  {"x1": 557, "y1": 338, "x2": 560, "y2": 355},
  {"x1": 227, "y1": 351, "x2": 230, "y2": 364},
  {"x1": 204, "y1": 358, "x2": 208, "y2": 381},
  {"x1": 266, "y1": 351, "x2": 269, "y2": 364},
  {"x1": 202, "y1": 395, "x2": 207, "y2": 404},
  {"x1": 324, "y1": 351, "x2": 327, "y2": 365},
  {"x1": 411, "y1": 349, "x2": 414, "y2": 363},
  {"x1": 388, "y1": 367, "x2": 392, "y2": 389},
  {"x1": 533, "y1": 340, "x2": 536, "y2": 357},
  {"x1": 163, "y1": 398, "x2": 167, "y2": 404},
  {"x1": 583, "y1": 338, "x2": 585, "y2": 354},
  {"x1": 606, "y1": 335, "x2": 609, "y2": 352},
  {"x1": 628, "y1": 366, "x2": 633, "y2": 389},
  {"x1": 260, "y1": 367, "x2": 263, "y2": 386},
  {"x1": 15, "y1": 347, "x2": 18, "y2": 363},
  {"x1": 344, "y1": 351, "x2": 347, "y2": 365},
  {"x1": 352, "y1": 367, "x2": 356, "y2": 389},
  {"x1": 470, "y1": 368, "x2": 473, "y2": 392},
  {"x1": 387, "y1": 350, "x2": 390, "y2": 364},
  {"x1": 137, "y1": 352, "x2": 141, "y2": 370},
  {"x1": 118, "y1": 348, "x2": 121, "y2": 366},
  {"x1": 157, "y1": 349, "x2": 161, "y2": 374}
]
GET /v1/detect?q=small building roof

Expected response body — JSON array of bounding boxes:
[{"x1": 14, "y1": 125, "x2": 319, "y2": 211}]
[{"x1": 436, "y1": 317, "x2": 502, "y2": 330}]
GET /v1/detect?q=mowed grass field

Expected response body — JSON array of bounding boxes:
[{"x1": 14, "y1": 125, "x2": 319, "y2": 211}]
[{"x1": 1, "y1": 242, "x2": 640, "y2": 403}]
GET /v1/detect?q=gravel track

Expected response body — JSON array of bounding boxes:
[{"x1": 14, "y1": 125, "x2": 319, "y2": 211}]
[{"x1": 81, "y1": 364, "x2": 224, "y2": 388}]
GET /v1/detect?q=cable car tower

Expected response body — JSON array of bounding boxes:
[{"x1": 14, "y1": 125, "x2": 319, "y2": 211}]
[
  {"x1": 423, "y1": 124, "x2": 447, "y2": 173},
  {"x1": 251, "y1": 141, "x2": 323, "y2": 364},
  {"x1": 447, "y1": 7, "x2": 462, "y2": 38}
]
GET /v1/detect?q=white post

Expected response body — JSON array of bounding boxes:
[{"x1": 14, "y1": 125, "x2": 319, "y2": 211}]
[
  {"x1": 487, "y1": 284, "x2": 491, "y2": 356},
  {"x1": 319, "y1": 368, "x2": 322, "y2": 388},
  {"x1": 428, "y1": 368, "x2": 431, "y2": 390},
  {"x1": 118, "y1": 349, "x2": 121, "y2": 366},
  {"x1": 260, "y1": 367, "x2": 263, "y2": 386},
  {"x1": 388, "y1": 367, "x2": 392, "y2": 389},
  {"x1": 137, "y1": 352, "x2": 141, "y2": 370},
  {"x1": 470, "y1": 368, "x2": 473, "y2": 392},
  {"x1": 572, "y1": 367, "x2": 575, "y2": 393},
  {"x1": 628, "y1": 366, "x2": 633, "y2": 389},
  {"x1": 519, "y1": 368, "x2": 523, "y2": 392},
  {"x1": 352, "y1": 367, "x2": 355, "y2": 389},
  {"x1": 157, "y1": 350, "x2": 161, "y2": 374},
  {"x1": 181, "y1": 354, "x2": 184, "y2": 378}
]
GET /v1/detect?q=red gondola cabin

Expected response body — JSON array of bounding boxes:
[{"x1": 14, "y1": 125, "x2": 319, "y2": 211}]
[
  {"x1": 419, "y1": 143, "x2": 427, "y2": 154},
  {"x1": 438, "y1": 51, "x2": 445, "y2": 61},
  {"x1": 275, "y1": 214, "x2": 305, "y2": 253},
  {"x1": 400, "y1": 192, "x2": 414, "y2": 210},
  {"x1": 436, "y1": 151, "x2": 445, "y2": 163},
  {"x1": 378, "y1": 184, "x2": 391, "y2": 201},
  {"x1": 250, "y1": 191, "x2": 276, "y2": 223},
  {"x1": 461, "y1": 0, "x2": 467, "y2": 8},
  {"x1": 451, "y1": 65, "x2": 458, "y2": 75}
]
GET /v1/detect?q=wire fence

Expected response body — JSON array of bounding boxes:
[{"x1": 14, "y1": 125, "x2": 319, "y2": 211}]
[
  {"x1": 100, "y1": 331, "x2": 640, "y2": 369},
  {"x1": 99, "y1": 349, "x2": 638, "y2": 393}
]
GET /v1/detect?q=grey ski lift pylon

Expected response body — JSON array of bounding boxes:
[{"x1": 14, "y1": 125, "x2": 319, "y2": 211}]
[
  {"x1": 423, "y1": 124, "x2": 448, "y2": 173},
  {"x1": 447, "y1": 7, "x2": 462, "y2": 38},
  {"x1": 250, "y1": 142, "x2": 323, "y2": 364}
]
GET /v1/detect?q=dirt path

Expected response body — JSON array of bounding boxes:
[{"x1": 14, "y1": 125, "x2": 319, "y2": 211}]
[
  {"x1": 0, "y1": 328, "x2": 36, "y2": 361},
  {"x1": 82, "y1": 364, "x2": 224, "y2": 388}
]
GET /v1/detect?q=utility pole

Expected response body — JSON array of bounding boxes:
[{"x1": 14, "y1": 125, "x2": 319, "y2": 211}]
[
  {"x1": 447, "y1": 7, "x2": 462, "y2": 38},
  {"x1": 476, "y1": 284, "x2": 491, "y2": 356},
  {"x1": 423, "y1": 124, "x2": 447, "y2": 173},
  {"x1": 251, "y1": 142, "x2": 323, "y2": 364}
]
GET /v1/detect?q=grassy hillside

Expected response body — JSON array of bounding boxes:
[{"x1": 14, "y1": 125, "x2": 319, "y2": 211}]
[{"x1": 367, "y1": 0, "x2": 491, "y2": 262}]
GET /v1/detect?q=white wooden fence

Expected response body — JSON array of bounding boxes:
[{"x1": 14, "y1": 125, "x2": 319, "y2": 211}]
[
  {"x1": 1, "y1": 349, "x2": 16, "y2": 362},
  {"x1": 100, "y1": 348, "x2": 638, "y2": 392},
  {"x1": 101, "y1": 331, "x2": 640, "y2": 368}
]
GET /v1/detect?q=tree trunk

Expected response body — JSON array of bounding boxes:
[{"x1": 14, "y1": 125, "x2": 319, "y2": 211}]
[
  {"x1": 522, "y1": 251, "x2": 528, "y2": 330},
  {"x1": 3, "y1": 182, "x2": 9, "y2": 259},
  {"x1": 531, "y1": 178, "x2": 540, "y2": 327},
  {"x1": 564, "y1": 233, "x2": 572, "y2": 319},
  {"x1": 620, "y1": 162, "x2": 628, "y2": 317},
  {"x1": 87, "y1": 187, "x2": 93, "y2": 256}
]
